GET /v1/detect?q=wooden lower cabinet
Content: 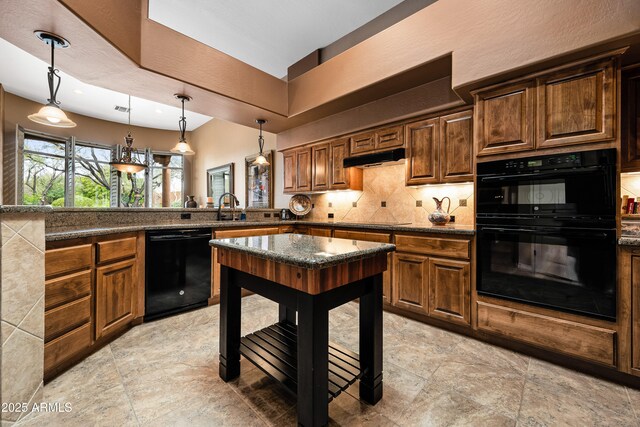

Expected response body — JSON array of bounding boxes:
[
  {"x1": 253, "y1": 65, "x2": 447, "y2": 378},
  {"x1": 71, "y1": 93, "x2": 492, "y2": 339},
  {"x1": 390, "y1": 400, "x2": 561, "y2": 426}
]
[
  {"x1": 629, "y1": 254, "x2": 640, "y2": 375},
  {"x1": 308, "y1": 227, "x2": 332, "y2": 237},
  {"x1": 477, "y1": 301, "x2": 616, "y2": 367},
  {"x1": 428, "y1": 258, "x2": 470, "y2": 326},
  {"x1": 45, "y1": 233, "x2": 140, "y2": 379},
  {"x1": 393, "y1": 253, "x2": 429, "y2": 316},
  {"x1": 95, "y1": 258, "x2": 135, "y2": 339}
]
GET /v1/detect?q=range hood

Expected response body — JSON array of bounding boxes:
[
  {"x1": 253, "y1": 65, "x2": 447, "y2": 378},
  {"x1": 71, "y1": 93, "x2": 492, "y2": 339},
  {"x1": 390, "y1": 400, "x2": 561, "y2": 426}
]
[{"x1": 343, "y1": 148, "x2": 406, "y2": 168}]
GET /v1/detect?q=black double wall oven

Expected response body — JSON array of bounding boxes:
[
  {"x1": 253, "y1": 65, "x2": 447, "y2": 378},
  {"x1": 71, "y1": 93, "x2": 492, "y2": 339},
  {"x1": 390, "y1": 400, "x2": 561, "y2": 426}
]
[{"x1": 476, "y1": 149, "x2": 617, "y2": 321}]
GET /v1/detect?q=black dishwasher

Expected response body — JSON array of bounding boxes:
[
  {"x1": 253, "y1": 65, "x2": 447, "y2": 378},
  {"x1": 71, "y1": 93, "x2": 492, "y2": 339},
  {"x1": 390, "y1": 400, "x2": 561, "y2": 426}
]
[{"x1": 145, "y1": 229, "x2": 212, "y2": 320}]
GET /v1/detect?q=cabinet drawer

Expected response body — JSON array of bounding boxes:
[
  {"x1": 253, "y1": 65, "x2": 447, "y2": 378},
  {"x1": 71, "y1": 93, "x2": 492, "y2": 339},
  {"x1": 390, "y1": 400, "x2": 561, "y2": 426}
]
[
  {"x1": 477, "y1": 302, "x2": 616, "y2": 367},
  {"x1": 45, "y1": 270, "x2": 92, "y2": 310},
  {"x1": 334, "y1": 230, "x2": 391, "y2": 243},
  {"x1": 45, "y1": 296, "x2": 91, "y2": 342},
  {"x1": 97, "y1": 237, "x2": 136, "y2": 264},
  {"x1": 46, "y1": 244, "x2": 92, "y2": 278},
  {"x1": 215, "y1": 227, "x2": 280, "y2": 239},
  {"x1": 44, "y1": 323, "x2": 91, "y2": 374},
  {"x1": 350, "y1": 131, "x2": 376, "y2": 154},
  {"x1": 395, "y1": 234, "x2": 470, "y2": 259}
]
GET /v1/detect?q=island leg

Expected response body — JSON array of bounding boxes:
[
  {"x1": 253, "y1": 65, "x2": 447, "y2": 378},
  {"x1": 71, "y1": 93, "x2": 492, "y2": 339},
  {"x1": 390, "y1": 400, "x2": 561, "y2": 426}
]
[
  {"x1": 359, "y1": 273, "x2": 383, "y2": 404},
  {"x1": 219, "y1": 266, "x2": 241, "y2": 381},
  {"x1": 297, "y1": 293, "x2": 329, "y2": 427},
  {"x1": 279, "y1": 304, "x2": 296, "y2": 325}
]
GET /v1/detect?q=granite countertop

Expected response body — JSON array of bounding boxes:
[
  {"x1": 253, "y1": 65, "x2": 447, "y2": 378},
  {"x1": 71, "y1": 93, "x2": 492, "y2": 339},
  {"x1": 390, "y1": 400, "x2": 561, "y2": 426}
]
[
  {"x1": 1, "y1": 205, "x2": 54, "y2": 213},
  {"x1": 45, "y1": 219, "x2": 476, "y2": 241},
  {"x1": 45, "y1": 221, "x2": 283, "y2": 241},
  {"x1": 619, "y1": 237, "x2": 640, "y2": 246},
  {"x1": 304, "y1": 220, "x2": 476, "y2": 235},
  {"x1": 210, "y1": 234, "x2": 396, "y2": 269}
]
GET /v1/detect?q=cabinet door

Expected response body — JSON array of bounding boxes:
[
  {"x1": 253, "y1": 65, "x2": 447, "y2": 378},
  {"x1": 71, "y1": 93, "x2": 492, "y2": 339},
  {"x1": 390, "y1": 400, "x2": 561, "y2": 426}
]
[
  {"x1": 405, "y1": 118, "x2": 439, "y2": 185},
  {"x1": 312, "y1": 143, "x2": 330, "y2": 191},
  {"x1": 308, "y1": 227, "x2": 332, "y2": 237},
  {"x1": 428, "y1": 258, "x2": 470, "y2": 326},
  {"x1": 440, "y1": 110, "x2": 474, "y2": 182},
  {"x1": 95, "y1": 258, "x2": 135, "y2": 339},
  {"x1": 393, "y1": 253, "x2": 429, "y2": 315},
  {"x1": 376, "y1": 125, "x2": 404, "y2": 150},
  {"x1": 330, "y1": 138, "x2": 351, "y2": 189},
  {"x1": 296, "y1": 147, "x2": 312, "y2": 192},
  {"x1": 632, "y1": 256, "x2": 640, "y2": 373},
  {"x1": 350, "y1": 131, "x2": 376, "y2": 154},
  {"x1": 474, "y1": 81, "x2": 536, "y2": 156},
  {"x1": 537, "y1": 59, "x2": 615, "y2": 149},
  {"x1": 283, "y1": 150, "x2": 297, "y2": 193},
  {"x1": 622, "y1": 68, "x2": 640, "y2": 172}
]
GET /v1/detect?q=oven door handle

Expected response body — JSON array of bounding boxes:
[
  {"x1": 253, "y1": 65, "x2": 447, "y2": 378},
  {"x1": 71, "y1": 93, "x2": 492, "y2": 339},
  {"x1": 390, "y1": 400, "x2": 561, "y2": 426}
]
[
  {"x1": 480, "y1": 227, "x2": 611, "y2": 239},
  {"x1": 479, "y1": 165, "x2": 605, "y2": 182}
]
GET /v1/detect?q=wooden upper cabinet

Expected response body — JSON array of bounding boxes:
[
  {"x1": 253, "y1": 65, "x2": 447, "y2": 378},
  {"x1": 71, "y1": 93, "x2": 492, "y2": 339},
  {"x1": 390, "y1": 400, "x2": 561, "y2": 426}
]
[
  {"x1": 283, "y1": 149, "x2": 296, "y2": 193},
  {"x1": 428, "y1": 258, "x2": 470, "y2": 326},
  {"x1": 296, "y1": 147, "x2": 312, "y2": 192},
  {"x1": 330, "y1": 138, "x2": 351, "y2": 189},
  {"x1": 376, "y1": 125, "x2": 404, "y2": 150},
  {"x1": 537, "y1": 58, "x2": 616, "y2": 149},
  {"x1": 405, "y1": 118, "x2": 439, "y2": 185},
  {"x1": 474, "y1": 80, "x2": 536, "y2": 156},
  {"x1": 622, "y1": 67, "x2": 640, "y2": 172},
  {"x1": 312, "y1": 143, "x2": 330, "y2": 191},
  {"x1": 95, "y1": 258, "x2": 135, "y2": 339},
  {"x1": 439, "y1": 110, "x2": 473, "y2": 182},
  {"x1": 350, "y1": 131, "x2": 376, "y2": 154}
]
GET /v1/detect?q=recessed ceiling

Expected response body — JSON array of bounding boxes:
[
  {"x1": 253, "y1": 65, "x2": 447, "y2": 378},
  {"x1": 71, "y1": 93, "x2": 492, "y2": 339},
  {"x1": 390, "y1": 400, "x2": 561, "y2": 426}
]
[
  {"x1": 0, "y1": 37, "x2": 213, "y2": 130},
  {"x1": 148, "y1": 0, "x2": 406, "y2": 78}
]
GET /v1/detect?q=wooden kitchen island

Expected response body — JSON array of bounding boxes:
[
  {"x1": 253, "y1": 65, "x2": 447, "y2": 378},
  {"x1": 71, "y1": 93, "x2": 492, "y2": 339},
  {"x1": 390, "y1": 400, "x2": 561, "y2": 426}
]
[{"x1": 210, "y1": 234, "x2": 395, "y2": 426}]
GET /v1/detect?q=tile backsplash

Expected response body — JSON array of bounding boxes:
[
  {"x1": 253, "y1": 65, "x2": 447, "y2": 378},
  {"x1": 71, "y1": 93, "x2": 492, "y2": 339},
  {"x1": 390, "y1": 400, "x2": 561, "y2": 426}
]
[
  {"x1": 306, "y1": 163, "x2": 474, "y2": 225},
  {"x1": 621, "y1": 174, "x2": 640, "y2": 201}
]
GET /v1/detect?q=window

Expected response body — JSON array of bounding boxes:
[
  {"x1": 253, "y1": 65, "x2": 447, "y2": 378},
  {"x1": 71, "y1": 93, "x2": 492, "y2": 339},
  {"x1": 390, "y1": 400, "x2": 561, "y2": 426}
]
[
  {"x1": 18, "y1": 128, "x2": 184, "y2": 208},
  {"x1": 22, "y1": 136, "x2": 66, "y2": 206},
  {"x1": 151, "y1": 153, "x2": 184, "y2": 208},
  {"x1": 73, "y1": 142, "x2": 112, "y2": 207}
]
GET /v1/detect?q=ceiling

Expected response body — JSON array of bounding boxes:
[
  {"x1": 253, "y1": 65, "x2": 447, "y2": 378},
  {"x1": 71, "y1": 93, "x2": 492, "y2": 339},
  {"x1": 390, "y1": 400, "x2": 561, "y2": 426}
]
[
  {"x1": 0, "y1": 37, "x2": 213, "y2": 130},
  {"x1": 147, "y1": 0, "x2": 406, "y2": 78}
]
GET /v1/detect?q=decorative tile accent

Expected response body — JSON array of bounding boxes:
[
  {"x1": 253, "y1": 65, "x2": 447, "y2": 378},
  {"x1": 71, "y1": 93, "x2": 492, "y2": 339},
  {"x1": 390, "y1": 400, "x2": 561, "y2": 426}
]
[{"x1": 307, "y1": 164, "x2": 474, "y2": 225}]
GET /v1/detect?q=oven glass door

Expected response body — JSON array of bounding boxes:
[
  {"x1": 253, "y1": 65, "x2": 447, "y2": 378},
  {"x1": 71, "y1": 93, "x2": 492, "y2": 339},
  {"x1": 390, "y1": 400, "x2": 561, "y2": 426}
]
[
  {"x1": 477, "y1": 166, "x2": 615, "y2": 217},
  {"x1": 477, "y1": 225, "x2": 616, "y2": 320}
]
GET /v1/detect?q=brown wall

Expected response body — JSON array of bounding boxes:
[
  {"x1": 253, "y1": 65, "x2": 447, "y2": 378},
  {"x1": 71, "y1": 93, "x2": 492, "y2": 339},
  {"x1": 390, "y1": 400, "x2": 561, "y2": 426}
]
[{"x1": 2, "y1": 92, "x2": 196, "y2": 203}]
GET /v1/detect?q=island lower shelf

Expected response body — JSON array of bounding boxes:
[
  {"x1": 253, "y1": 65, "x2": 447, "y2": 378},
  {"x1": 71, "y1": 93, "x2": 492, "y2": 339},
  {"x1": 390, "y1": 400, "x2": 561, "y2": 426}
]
[{"x1": 239, "y1": 321, "x2": 363, "y2": 402}]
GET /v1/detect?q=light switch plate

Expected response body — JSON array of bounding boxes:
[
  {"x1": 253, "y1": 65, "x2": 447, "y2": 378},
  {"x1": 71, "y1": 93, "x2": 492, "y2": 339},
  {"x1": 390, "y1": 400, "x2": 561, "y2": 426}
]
[{"x1": 459, "y1": 199, "x2": 467, "y2": 207}]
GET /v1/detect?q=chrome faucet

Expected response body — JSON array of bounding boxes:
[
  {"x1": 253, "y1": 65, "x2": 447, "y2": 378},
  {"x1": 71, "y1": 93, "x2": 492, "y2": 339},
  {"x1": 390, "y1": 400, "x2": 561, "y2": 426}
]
[{"x1": 217, "y1": 192, "x2": 240, "y2": 221}]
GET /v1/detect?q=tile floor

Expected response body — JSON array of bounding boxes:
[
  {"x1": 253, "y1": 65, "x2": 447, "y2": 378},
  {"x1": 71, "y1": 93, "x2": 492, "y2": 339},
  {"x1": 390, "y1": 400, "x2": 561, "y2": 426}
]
[{"x1": 16, "y1": 295, "x2": 640, "y2": 426}]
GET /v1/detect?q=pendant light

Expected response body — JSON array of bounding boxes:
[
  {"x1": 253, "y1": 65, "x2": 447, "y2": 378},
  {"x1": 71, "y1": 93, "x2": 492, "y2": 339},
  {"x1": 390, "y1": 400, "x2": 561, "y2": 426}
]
[
  {"x1": 109, "y1": 95, "x2": 147, "y2": 173},
  {"x1": 28, "y1": 31, "x2": 77, "y2": 128},
  {"x1": 170, "y1": 94, "x2": 195, "y2": 155},
  {"x1": 252, "y1": 119, "x2": 270, "y2": 166}
]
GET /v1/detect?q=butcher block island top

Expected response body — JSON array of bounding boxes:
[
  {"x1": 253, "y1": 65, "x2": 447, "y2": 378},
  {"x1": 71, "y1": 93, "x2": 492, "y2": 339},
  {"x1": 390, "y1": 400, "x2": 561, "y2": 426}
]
[
  {"x1": 211, "y1": 233, "x2": 395, "y2": 426},
  {"x1": 210, "y1": 233, "x2": 396, "y2": 294}
]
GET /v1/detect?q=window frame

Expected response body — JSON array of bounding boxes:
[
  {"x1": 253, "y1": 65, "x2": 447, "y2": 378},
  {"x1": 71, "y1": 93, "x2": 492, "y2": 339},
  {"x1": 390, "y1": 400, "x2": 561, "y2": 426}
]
[{"x1": 16, "y1": 127, "x2": 185, "y2": 208}]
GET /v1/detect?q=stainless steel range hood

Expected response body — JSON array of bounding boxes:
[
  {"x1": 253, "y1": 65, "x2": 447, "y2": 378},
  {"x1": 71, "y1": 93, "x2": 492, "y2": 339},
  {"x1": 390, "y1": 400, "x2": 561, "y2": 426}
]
[{"x1": 343, "y1": 148, "x2": 405, "y2": 168}]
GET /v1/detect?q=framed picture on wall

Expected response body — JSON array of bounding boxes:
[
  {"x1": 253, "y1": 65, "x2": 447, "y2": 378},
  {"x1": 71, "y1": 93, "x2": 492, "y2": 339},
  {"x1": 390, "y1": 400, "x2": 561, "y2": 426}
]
[{"x1": 245, "y1": 151, "x2": 273, "y2": 208}]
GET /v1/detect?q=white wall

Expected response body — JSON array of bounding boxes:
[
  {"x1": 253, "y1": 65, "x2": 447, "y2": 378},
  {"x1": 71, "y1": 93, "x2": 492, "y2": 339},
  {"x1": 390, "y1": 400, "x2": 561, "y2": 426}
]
[{"x1": 191, "y1": 118, "x2": 290, "y2": 209}]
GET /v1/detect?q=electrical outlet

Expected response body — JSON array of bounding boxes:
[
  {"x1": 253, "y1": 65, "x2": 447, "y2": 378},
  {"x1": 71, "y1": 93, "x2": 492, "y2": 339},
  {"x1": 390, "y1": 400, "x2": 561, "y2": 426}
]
[
  {"x1": 328, "y1": 202, "x2": 333, "y2": 208},
  {"x1": 449, "y1": 215, "x2": 456, "y2": 223},
  {"x1": 264, "y1": 213, "x2": 271, "y2": 218},
  {"x1": 381, "y1": 201, "x2": 386, "y2": 208},
  {"x1": 181, "y1": 213, "x2": 191, "y2": 220},
  {"x1": 352, "y1": 202, "x2": 357, "y2": 208},
  {"x1": 416, "y1": 200, "x2": 422, "y2": 207},
  {"x1": 459, "y1": 199, "x2": 467, "y2": 207},
  {"x1": 328, "y1": 213, "x2": 334, "y2": 219}
]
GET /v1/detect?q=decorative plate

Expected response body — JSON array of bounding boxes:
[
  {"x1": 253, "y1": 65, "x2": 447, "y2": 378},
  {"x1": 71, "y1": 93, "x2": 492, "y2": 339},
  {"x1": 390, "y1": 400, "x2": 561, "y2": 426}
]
[{"x1": 289, "y1": 194, "x2": 312, "y2": 217}]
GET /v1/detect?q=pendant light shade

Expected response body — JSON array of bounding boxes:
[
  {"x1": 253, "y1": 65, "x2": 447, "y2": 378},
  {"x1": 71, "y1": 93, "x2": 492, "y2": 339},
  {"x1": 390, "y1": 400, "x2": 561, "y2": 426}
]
[
  {"x1": 110, "y1": 95, "x2": 147, "y2": 173},
  {"x1": 171, "y1": 94, "x2": 195, "y2": 155},
  {"x1": 252, "y1": 119, "x2": 270, "y2": 166},
  {"x1": 28, "y1": 31, "x2": 76, "y2": 128}
]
